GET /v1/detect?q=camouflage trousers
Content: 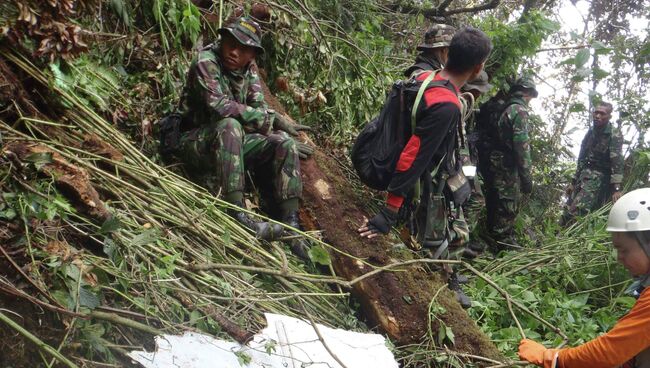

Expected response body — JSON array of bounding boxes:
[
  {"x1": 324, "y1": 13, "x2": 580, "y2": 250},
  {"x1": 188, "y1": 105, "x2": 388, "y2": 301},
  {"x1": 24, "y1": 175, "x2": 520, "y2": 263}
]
[
  {"x1": 562, "y1": 168, "x2": 609, "y2": 223},
  {"x1": 481, "y1": 154, "x2": 521, "y2": 243},
  {"x1": 177, "y1": 118, "x2": 302, "y2": 202},
  {"x1": 412, "y1": 176, "x2": 470, "y2": 261}
]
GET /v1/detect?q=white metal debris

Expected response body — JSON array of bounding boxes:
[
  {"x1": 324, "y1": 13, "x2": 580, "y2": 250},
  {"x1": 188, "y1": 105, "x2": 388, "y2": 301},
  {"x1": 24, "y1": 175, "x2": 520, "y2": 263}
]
[{"x1": 128, "y1": 313, "x2": 398, "y2": 368}]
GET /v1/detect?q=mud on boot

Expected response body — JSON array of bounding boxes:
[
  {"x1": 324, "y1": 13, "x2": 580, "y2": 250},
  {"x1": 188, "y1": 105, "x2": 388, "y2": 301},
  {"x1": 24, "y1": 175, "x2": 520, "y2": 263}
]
[
  {"x1": 229, "y1": 207, "x2": 283, "y2": 241},
  {"x1": 448, "y1": 273, "x2": 472, "y2": 309}
]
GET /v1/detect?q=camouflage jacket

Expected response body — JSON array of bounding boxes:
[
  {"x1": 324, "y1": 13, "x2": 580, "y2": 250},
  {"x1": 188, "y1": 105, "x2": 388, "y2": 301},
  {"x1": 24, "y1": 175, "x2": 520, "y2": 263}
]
[
  {"x1": 492, "y1": 94, "x2": 533, "y2": 186},
  {"x1": 575, "y1": 122, "x2": 624, "y2": 185},
  {"x1": 179, "y1": 43, "x2": 267, "y2": 132},
  {"x1": 403, "y1": 54, "x2": 444, "y2": 79}
]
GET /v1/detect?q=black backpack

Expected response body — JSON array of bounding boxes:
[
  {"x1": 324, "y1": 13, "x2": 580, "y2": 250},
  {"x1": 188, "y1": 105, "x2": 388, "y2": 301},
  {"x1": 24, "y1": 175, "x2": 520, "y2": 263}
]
[{"x1": 351, "y1": 72, "x2": 457, "y2": 191}]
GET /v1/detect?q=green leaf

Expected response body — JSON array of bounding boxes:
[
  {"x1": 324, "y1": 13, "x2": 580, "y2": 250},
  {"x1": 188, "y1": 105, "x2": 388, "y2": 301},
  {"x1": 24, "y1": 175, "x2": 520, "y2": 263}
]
[
  {"x1": 574, "y1": 49, "x2": 590, "y2": 68},
  {"x1": 99, "y1": 216, "x2": 122, "y2": 234},
  {"x1": 132, "y1": 229, "x2": 158, "y2": 246},
  {"x1": 445, "y1": 326, "x2": 455, "y2": 345},
  {"x1": 0, "y1": 208, "x2": 16, "y2": 220},
  {"x1": 592, "y1": 41, "x2": 611, "y2": 55},
  {"x1": 189, "y1": 310, "x2": 201, "y2": 326},
  {"x1": 569, "y1": 103, "x2": 586, "y2": 113},
  {"x1": 65, "y1": 264, "x2": 82, "y2": 283},
  {"x1": 79, "y1": 287, "x2": 100, "y2": 309},
  {"x1": 103, "y1": 238, "x2": 116, "y2": 259},
  {"x1": 592, "y1": 67, "x2": 609, "y2": 80},
  {"x1": 52, "y1": 289, "x2": 74, "y2": 310},
  {"x1": 308, "y1": 245, "x2": 331, "y2": 265}
]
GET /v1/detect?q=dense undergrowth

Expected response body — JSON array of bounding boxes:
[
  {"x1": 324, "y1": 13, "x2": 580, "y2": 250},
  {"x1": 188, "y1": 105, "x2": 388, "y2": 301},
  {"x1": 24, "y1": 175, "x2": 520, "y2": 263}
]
[{"x1": 1, "y1": 0, "x2": 649, "y2": 367}]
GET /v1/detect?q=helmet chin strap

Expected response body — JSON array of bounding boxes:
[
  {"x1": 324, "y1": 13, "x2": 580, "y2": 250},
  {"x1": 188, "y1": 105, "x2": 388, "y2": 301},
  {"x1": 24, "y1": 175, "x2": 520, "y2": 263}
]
[
  {"x1": 634, "y1": 231, "x2": 650, "y2": 259},
  {"x1": 633, "y1": 232, "x2": 650, "y2": 286}
]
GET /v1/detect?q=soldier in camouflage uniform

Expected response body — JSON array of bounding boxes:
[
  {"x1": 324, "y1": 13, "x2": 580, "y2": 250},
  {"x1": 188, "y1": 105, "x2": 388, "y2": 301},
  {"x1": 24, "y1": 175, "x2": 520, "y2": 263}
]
[
  {"x1": 404, "y1": 23, "x2": 456, "y2": 78},
  {"x1": 460, "y1": 70, "x2": 492, "y2": 258},
  {"x1": 479, "y1": 76, "x2": 537, "y2": 251},
  {"x1": 175, "y1": 17, "x2": 313, "y2": 257},
  {"x1": 561, "y1": 102, "x2": 624, "y2": 225}
]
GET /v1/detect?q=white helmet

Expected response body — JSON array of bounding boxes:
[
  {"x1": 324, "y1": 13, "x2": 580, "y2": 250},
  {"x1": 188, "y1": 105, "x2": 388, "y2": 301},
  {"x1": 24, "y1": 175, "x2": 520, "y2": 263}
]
[{"x1": 607, "y1": 187, "x2": 650, "y2": 232}]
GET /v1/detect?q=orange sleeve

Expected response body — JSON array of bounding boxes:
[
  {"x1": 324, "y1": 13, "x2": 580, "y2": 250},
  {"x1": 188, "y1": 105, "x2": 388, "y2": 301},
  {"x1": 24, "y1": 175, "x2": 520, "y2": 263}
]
[{"x1": 557, "y1": 288, "x2": 650, "y2": 368}]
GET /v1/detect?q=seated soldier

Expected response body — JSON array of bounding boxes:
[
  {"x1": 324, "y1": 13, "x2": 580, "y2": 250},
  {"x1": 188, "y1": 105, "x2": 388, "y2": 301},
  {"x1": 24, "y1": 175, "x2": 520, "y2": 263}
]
[{"x1": 175, "y1": 17, "x2": 312, "y2": 257}]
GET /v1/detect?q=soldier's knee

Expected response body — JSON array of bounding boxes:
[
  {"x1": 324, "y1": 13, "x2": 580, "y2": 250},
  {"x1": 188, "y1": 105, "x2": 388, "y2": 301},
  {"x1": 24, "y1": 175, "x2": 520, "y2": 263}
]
[{"x1": 217, "y1": 118, "x2": 244, "y2": 136}]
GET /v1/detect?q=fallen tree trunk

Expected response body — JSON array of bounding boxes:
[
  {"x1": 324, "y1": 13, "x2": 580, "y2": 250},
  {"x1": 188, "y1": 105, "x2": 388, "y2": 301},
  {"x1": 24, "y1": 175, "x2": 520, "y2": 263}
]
[{"x1": 260, "y1": 79, "x2": 503, "y2": 360}]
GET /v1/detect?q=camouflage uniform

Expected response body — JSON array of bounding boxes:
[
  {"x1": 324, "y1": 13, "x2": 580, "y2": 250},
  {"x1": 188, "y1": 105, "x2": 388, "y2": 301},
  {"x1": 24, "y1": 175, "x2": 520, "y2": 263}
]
[
  {"x1": 562, "y1": 122, "x2": 624, "y2": 222},
  {"x1": 480, "y1": 92, "x2": 533, "y2": 244},
  {"x1": 403, "y1": 24, "x2": 456, "y2": 78},
  {"x1": 177, "y1": 43, "x2": 302, "y2": 204}
]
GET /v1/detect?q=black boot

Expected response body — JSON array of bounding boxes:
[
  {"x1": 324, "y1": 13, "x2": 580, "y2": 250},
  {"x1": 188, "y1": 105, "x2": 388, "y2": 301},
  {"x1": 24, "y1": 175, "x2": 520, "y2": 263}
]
[
  {"x1": 448, "y1": 273, "x2": 472, "y2": 309},
  {"x1": 282, "y1": 211, "x2": 311, "y2": 261},
  {"x1": 228, "y1": 205, "x2": 283, "y2": 241}
]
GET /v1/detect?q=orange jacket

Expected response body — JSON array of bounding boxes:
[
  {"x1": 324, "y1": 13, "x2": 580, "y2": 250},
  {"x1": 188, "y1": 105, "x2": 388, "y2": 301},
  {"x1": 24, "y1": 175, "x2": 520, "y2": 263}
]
[{"x1": 557, "y1": 287, "x2": 650, "y2": 368}]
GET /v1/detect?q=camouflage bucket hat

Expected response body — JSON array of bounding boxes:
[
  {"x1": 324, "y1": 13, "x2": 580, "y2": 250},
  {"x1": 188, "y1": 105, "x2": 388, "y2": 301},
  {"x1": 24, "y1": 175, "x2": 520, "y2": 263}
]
[
  {"x1": 511, "y1": 76, "x2": 538, "y2": 97},
  {"x1": 417, "y1": 24, "x2": 456, "y2": 50},
  {"x1": 218, "y1": 17, "x2": 264, "y2": 53},
  {"x1": 462, "y1": 70, "x2": 492, "y2": 93}
]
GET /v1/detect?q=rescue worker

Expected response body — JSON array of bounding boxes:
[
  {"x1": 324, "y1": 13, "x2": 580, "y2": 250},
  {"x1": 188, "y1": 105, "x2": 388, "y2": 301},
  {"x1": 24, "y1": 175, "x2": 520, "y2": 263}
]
[
  {"x1": 357, "y1": 27, "x2": 493, "y2": 308},
  {"x1": 175, "y1": 17, "x2": 313, "y2": 258},
  {"x1": 479, "y1": 76, "x2": 538, "y2": 251},
  {"x1": 404, "y1": 23, "x2": 457, "y2": 78},
  {"x1": 561, "y1": 102, "x2": 624, "y2": 225},
  {"x1": 460, "y1": 70, "x2": 492, "y2": 258},
  {"x1": 519, "y1": 187, "x2": 650, "y2": 368}
]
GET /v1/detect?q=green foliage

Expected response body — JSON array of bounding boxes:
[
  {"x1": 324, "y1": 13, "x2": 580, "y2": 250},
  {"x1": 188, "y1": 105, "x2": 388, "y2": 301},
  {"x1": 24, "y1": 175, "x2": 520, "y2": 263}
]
[
  {"x1": 151, "y1": 0, "x2": 202, "y2": 50},
  {"x1": 49, "y1": 57, "x2": 124, "y2": 113},
  {"x1": 474, "y1": 11, "x2": 559, "y2": 88},
  {"x1": 468, "y1": 210, "x2": 632, "y2": 358},
  {"x1": 262, "y1": 2, "x2": 403, "y2": 144}
]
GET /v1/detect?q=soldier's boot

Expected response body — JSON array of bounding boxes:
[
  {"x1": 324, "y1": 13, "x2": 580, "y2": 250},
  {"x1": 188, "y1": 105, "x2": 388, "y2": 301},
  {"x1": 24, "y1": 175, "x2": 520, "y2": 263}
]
[
  {"x1": 448, "y1": 273, "x2": 472, "y2": 309},
  {"x1": 282, "y1": 211, "x2": 311, "y2": 261},
  {"x1": 228, "y1": 204, "x2": 283, "y2": 241},
  {"x1": 462, "y1": 241, "x2": 486, "y2": 260}
]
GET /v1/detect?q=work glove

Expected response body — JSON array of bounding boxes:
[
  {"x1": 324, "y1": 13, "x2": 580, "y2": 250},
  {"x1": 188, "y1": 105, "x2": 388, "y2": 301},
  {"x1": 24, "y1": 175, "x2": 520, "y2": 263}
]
[
  {"x1": 274, "y1": 114, "x2": 312, "y2": 136},
  {"x1": 296, "y1": 141, "x2": 314, "y2": 159},
  {"x1": 358, "y1": 206, "x2": 398, "y2": 238},
  {"x1": 518, "y1": 339, "x2": 559, "y2": 368},
  {"x1": 520, "y1": 178, "x2": 533, "y2": 195}
]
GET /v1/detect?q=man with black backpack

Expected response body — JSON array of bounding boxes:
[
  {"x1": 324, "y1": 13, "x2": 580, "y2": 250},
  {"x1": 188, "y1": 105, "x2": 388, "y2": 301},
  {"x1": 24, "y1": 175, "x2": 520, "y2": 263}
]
[
  {"x1": 356, "y1": 27, "x2": 493, "y2": 308},
  {"x1": 477, "y1": 76, "x2": 538, "y2": 251}
]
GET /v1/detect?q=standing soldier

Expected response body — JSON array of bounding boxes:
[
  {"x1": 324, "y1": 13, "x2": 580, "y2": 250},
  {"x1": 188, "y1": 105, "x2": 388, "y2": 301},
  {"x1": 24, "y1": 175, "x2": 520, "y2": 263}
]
[
  {"x1": 173, "y1": 17, "x2": 313, "y2": 257},
  {"x1": 460, "y1": 70, "x2": 492, "y2": 258},
  {"x1": 479, "y1": 76, "x2": 538, "y2": 251},
  {"x1": 404, "y1": 23, "x2": 456, "y2": 78},
  {"x1": 561, "y1": 102, "x2": 624, "y2": 225}
]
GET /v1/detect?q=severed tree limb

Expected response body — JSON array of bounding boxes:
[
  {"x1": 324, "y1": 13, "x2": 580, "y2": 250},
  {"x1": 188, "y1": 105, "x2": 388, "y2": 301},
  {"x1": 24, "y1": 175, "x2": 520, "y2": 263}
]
[
  {"x1": 443, "y1": 0, "x2": 500, "y2": 16},
  {"x1": 389, "y1": 0, "x2": 500, "y2": 19}
]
